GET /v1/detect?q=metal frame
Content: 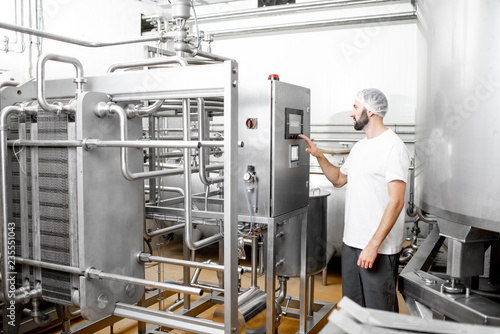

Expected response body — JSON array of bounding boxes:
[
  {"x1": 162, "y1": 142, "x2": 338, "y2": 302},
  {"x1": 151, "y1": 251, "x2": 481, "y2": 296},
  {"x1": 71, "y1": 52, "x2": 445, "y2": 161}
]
[
  {"x1": 0, "y1": 59, "x2": 240, "y2": 333},
  {"x1": 399, "y1": 225, "x2": 500, "y2": 326}
]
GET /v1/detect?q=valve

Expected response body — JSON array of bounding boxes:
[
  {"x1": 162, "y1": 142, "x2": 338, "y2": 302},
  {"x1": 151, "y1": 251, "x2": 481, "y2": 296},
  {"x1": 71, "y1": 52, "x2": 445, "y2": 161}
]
[{"x1": 243, "y1": 165, "x2": 256, "y2": 192}]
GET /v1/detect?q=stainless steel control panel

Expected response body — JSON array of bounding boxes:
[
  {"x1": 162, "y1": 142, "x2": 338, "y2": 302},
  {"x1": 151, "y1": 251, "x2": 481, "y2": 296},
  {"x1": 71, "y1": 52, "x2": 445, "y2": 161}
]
[{"x1": 238, "y1": 79, "x2": 311, "y2": 218}]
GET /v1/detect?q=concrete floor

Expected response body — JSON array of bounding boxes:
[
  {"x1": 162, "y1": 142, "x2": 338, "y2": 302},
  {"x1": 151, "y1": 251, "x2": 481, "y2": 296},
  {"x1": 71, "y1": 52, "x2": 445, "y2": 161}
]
[{"x1": 79, "y1": 239, "x2": 408, "y2": 334}]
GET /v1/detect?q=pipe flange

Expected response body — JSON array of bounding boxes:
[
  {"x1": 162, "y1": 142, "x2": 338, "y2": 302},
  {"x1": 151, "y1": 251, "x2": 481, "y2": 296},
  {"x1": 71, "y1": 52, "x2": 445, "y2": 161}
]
[
  {"x1": 73, "y1": 77, "x2": 87, "y2": 84},
  {"x1": 82, "y1": 138, "x2": 98, "y2": 151},
  {"x1": 442, "y1": 281, "x2": 466, "y2": 294},
  {"x1": 84, "y1": 267, "x2": 100, "y2": 280}
]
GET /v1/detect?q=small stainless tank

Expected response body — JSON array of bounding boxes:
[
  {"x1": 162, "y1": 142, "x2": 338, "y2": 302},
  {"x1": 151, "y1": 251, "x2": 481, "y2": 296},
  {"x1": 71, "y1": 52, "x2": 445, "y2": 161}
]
[
  {"x1": 306, "y1": 189, "x2": 330, "y2": 275},
  {"x1": 274, "y1": 189, "x2": 330, "y2": 277}
]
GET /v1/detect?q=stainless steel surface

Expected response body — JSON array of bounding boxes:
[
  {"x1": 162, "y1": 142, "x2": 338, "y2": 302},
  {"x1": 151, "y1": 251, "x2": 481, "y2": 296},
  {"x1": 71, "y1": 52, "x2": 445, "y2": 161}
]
[
  {"x1": 76, "y1": 92, "x2": 145, "y2": 321},
  {"x1": 1, "y1": 49, "x2": 241, "y2": 333},
  {"x1": 306, "y1": 190, "x2": 330, "y2": 275},
  {"x1": 238, "y1": 80, "x2": 310, "y2": 218},
  {"x1": 113, "y1": 302, "x2": 225, "y2": 334},
  {"x1": 274, "y1": 213, "x2": 307, "y2": 277},
  {"x1": 399, "y1": 226, "x2": 500, "y2": 325},
  {"x1": 415, "y1": 0, "x2": 500, "y2": 233}
]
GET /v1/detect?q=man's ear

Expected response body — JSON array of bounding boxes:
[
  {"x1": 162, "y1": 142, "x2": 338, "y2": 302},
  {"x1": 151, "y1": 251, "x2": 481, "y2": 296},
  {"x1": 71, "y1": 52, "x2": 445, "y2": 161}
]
[{"x1": 367, "y1": 110, "x2": 375, "y2": 117}]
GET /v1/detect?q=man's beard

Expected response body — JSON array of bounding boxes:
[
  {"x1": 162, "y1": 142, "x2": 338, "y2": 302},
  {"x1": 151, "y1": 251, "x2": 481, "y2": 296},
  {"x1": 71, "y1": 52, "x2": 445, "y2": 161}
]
[{"x1": 354, "y1": 109, "x2": 369, "y2": 131}]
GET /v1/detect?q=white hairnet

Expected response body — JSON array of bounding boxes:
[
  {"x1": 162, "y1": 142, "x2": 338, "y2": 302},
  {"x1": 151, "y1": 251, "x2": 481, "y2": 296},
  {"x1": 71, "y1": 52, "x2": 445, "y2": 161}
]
[{"x1": 355, "y1": 88, "x2": 388, "y2": 117}]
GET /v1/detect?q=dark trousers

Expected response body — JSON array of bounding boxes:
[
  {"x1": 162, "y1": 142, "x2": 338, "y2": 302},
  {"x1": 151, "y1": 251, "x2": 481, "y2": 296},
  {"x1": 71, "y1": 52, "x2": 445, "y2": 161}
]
[{"x1": 341, "y1": 243, "x2": 400, "y2": 312}]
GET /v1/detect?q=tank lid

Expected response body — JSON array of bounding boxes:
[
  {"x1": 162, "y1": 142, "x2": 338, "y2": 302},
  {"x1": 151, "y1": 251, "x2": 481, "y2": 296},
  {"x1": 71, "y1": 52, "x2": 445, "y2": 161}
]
[{"x1": 309, "y1": 189, "x2": 331, "y2": 198}]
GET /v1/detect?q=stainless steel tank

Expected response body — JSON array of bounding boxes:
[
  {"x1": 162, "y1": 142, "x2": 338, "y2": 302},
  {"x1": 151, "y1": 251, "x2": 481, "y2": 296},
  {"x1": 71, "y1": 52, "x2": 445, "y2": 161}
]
[
  {"x1": 415, "y1": 0, "x2": 500, "y2": 233},
  {"x1": 274, "y1": 190, "x2": 330, "y2": 277},
  {"x1": 306, "y1": 189, "x2": 330, "y2": 275}
]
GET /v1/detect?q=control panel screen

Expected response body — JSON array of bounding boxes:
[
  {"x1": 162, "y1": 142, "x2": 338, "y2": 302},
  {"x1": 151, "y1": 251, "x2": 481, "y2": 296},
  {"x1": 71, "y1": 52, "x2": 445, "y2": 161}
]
[{"x1": 285, "y1": 108, "x2": 303, "y2": 139}]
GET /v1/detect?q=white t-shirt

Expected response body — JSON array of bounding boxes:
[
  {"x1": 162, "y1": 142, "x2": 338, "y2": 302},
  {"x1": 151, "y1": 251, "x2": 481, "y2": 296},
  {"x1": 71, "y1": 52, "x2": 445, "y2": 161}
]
[{"x1": 340, "y1": 129, "x2": 411, "y2": 255}]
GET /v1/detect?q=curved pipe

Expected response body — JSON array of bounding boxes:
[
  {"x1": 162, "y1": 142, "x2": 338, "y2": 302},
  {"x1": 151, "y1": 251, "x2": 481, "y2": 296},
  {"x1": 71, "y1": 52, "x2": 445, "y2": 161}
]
[
  {"x1": 198, "y1": 98, "x2": 224, "y2": 185},
  {"x1": 1, "y1": 105, "x2": 23, "y2": 302},
  {"x1": 183, "y1": 98, "x2": 222, "y2": 251},
  {"x1": 95, "y1": 103, "x2": 206, "y2": 181},
  {"x1": 145, "y1": 223, "x2": 185, "y2": 239},
  {"x1": 0, "y1": 81, "x2": 19, "y2": 89},
  {"x1": 31, "y1": 297, "x2": 51, "y2": 326},
  {"x1": 276, "y1": 276, "x2": 289, "y2": 305},
  {"x1": 108, "y1": 56, "x2": 188, "y2": 73},
  {"x1": 127, "y1": 100, "x2": 164, "y2": 118},
  {"x1": 417, "y1": 208, "x2": 437, "y2": 223},
  {"x1": 37, "y1": 53, "x2": 85, "y2": 113}
]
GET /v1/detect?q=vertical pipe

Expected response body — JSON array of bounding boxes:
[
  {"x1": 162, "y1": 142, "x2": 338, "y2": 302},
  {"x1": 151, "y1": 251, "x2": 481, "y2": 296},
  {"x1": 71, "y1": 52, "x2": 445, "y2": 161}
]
[
  {"x1": 67, "y1": 121, "x2": 79, "y2": 290},
  {"x1": 1, "y1": 106, "x2": 23, "y2": 301},
  {"x1": 307, "y1": 275, "x2": 314, "y2": 317},
  {"x1": 148, "y1": 115, "x2": 156, "y2": 204},
  {"x1": 266, "y1": 221, "x2": 276, "y2": 334},
  {"x1": 19, "y1": 122, "x2": 30, "y2": 287},
  {"x1": 299, "y1": 212, "x2": 309, "y2": 333},
  {"x1": 30, "y1": 121, "x2": 41, "y2": 285},
  {"x1": 182, "y1": 98, "x2": 192, "y2": 310},
  {"x1": 223, "y1": 60, "x2": 239, "y2": 334},
  {"x1": 251, "y1": 235, "x2": 258, "y2": 288}
]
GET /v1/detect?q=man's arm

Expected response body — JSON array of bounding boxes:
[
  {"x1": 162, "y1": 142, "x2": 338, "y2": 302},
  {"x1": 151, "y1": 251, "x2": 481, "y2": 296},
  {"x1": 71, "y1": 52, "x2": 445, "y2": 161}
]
[
  {"x1": 357, "y1": 180, "x2": 406, "y2": 269},
  {"x1": 299, "y1": 134, "x2": 347, "y2": 188}
]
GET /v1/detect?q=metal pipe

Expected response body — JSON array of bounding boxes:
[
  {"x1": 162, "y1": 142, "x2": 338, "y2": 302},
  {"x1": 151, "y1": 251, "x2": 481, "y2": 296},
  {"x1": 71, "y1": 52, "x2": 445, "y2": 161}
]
[
  {"x1": 94, "y1": 102, "x2": 200, "y2": 181},
  {"x1": 145, "y1": 223, "x2": 185, "y2": 238},
  {"x1": 145, "y1": 185, "x2": 185, "y2": 196},
  {"x1": 276, "y1": 276, "x2": 289, "y2": 305},
  {"x1": 7, "y1": 139, "x2": 221, "y2": 149},
  {"x1": 37, "y1": 53, "x2": 85, "y2": 113},
  {"x1": 108, "y1": 56, "x2": 188, "y2": 73},
  {"x1": 139, "y1": 253, "x2": 233, "y2": 273},
  {"x1": 198, "y1": 98, "x2": 224, "y2": 185},
  {"x1": 127, "y1": 99, "x2": 164, "y2": 118},
  {"x1": 31, "y1": 296, "x2": 51, "y2": 325},
  {"x1": 15, "y1": 257, "x2": 82, "y2": 275},
  {"x1": 208, "y1": 12, "x2": 416, "y2": 38},
  {"x1": 183, "y1": 97, "x2": 223, "y2": 251},
  {"x1": 1, "y1": 105, "x2": 23, "y2": 302},
  {"x1": 166, "y1": 299, "x2": 184, "y2": 312},
  {"x1": 0, "y1": 20, "x2": 168, "y2": 47},
  {"x1": 195, "y1": 0, "x2": 406, "y2": 22},
  {"x1": 113, "y1": 302, "x2": 224, "y2": 334},
  {"x1": 313, "y1": 138, "x2": 416, "y2": 144},
  {"x1": 188, "y1": 48, "x2": 234, "y2": 62},
  {"x1": 251, "y1": 235, "x2": 258, "y2": 288},
  {"x1": 86, "y1": 268, "x2": 203, "y2": 296},
  {"x1": 0, "y1": 81, "x2": 19, "y2": 88}
]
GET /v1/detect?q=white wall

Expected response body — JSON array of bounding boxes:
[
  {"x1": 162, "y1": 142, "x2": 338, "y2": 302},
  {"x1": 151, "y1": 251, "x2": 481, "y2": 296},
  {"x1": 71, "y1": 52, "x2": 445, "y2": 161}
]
[
  {"x1": 0, "y1": 0, "x2": 417, "y2": 125},
  {"x1": 0, "y1": 0, "x2": 159, "y2": 82},
  {"x1": 195, "y1": 0, "x2": 417, "y2": 125}
]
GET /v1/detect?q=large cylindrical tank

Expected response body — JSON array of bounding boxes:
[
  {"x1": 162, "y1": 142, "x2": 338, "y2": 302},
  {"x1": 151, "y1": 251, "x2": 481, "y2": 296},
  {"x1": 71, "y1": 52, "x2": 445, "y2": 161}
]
[{"x1": 415, "y1": 0, "x2": 500, "y2": 233}]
